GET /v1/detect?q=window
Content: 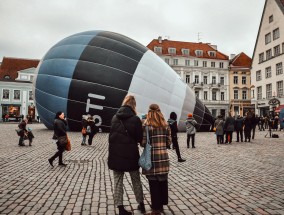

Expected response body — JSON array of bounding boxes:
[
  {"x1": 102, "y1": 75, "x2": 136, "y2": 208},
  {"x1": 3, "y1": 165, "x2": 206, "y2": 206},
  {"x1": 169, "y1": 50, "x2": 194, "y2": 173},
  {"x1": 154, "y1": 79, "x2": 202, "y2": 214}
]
[
  {"x1": 208, "y1": 51, "x2": 216, "y2": 57},
  {"x1": 277, "y1": 81, "x2": 283, "y2": 97},
  {"x1": 233, "y1": 71, "x2": 238, "y2": 74},
  {"x1": 2, "y1": 89, "x2": 9, "y2": 99},
  {"x1": 204, "y1": 91, "x2": 208, "y2": 100},
  {"x1": 173, "y1": 59, "x2": 178, "y2": 65},
  {"x1": 273, "y1": 28, "x2": 280, "y2": 40},
  {"x1": 212, "y1": 91, "x2": 217, "y2": 100},
  {"x1": 257, "y1": 86, "x2": 262, "y2": 100},
  {"x1": 154, "y1": 46, "x2": 162, "y2": 53},
  {"x1": 195, "y1": 75, "x2": 199, "y2": 84},
  {"x1": 20, "y1": 75, "x2": 28, "y2": 80},
  {"x1": 185, "y1": 75, "x2": 190, "y2": 83},
  {"x1": 266, "y1": 49, "x2": 272, "y2": 60},
  {"x1": 266, "y1": 84, "x2": 272, "y2": 99},
  {"x1": 265, "y1": 33, "x2": 271, "y2": 44},
  {"x1": 182, "y1": 49, "x2": 189, "y2": 55},
  {"x1": 242, "y1": 76, "x2": 246, "y2": 85},
  {"x1": 165, "y1": 58, "x2": 169, "y2": 64},
  {"x1": 211, "y1": 62, "x2": 215, "y2": 68},
  {"x1": 185, "y1": 60, "x2": 190, "y2": 66},
  {"x1": 212, "y1": 76, "x2": 216, "y2": 84},
  {"x1": 269, "y1": 15, "x2": 273, "y2": 23},
  {"x1": 194, "y1": 60, "x2": 199, "y2": 66},
  {"x1": 234, "y1": 90, "x2": 238, "y2": 99},
  {"x1": 221, "y1": 92, "x2": 225, "y2": 101},
  {"x1": 168, "y1": 48, "x2": 176, "y2": 54},
  {"x1": 14, "y1": 90, "x2": 20, "y2": 100},
  {"x1": 195, "y1": 91, "x2": 199, "y2": 98},
  {"x1": 203, "y1": 61, "x2": 207, "y2": 67},
  {"x1": 233, "y1": 76, "x2": 238, "y2": 84},
  {"x1": 259, "y1": 53, "x2": 264, "y2": 63},
  {"x1": 203, "y1": 76, "x2": 208, "y2": 84},
  {"x1": 252, "y1": 90, "x2": 255, "y2": 99},
  {"x1": 219, "y1": 62, "x2": 224, "y2": 68},
  {"x1": 256, "y1": 70, "x2": 262, "y2": 81},
  {"x1": 29, "y1": 91, "x2": 33, "y2": 101},
  {"x1": 195, "y1": 50, "x2": 203, "y2": 57},
  {"x1": 265, "y1": 67, "x2": 271, "y2": 78},
  {"x1": 276, "y1": 62, "x2": 283, "y2": 75},
  {"x1": 242, "y1": 90, "x2": 247, "y2": 100},
  {"x1": 220, "y1": 77, "x2": 224, "y2": 85},
  {"x1": 274, "y1": 45, "x2": 280, "y2": 56}
]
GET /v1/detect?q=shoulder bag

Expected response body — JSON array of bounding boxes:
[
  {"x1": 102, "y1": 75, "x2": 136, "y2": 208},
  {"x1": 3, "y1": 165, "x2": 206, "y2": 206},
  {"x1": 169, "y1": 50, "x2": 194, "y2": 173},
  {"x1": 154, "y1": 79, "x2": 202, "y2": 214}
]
[{"x1": 138, "y1": 126, "x2": 152, "y2": 170}]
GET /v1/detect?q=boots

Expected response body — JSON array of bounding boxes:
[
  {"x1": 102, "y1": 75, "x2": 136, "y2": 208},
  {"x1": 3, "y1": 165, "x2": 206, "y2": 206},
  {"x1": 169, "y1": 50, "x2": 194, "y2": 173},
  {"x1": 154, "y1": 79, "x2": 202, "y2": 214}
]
[
  {"x1": 145, "y1": 209, "x2": 161, "y2": 215},
  {"x1": 118, "y1": 205, "x2": 132, "y2": 215},
  {"x1": 137, "y1": 202, "x2": 145, "y2": 213}
]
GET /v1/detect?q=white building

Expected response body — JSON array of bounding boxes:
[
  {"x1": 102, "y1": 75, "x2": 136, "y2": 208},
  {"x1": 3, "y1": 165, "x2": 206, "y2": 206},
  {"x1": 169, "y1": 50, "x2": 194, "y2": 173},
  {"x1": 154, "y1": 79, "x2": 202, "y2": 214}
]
[
  {"x1": 251, "y1": 0, "x2": 284, "y2": 116},
  {"x1": 147, "y1": 37, "x2": 230, "y2": 117}
]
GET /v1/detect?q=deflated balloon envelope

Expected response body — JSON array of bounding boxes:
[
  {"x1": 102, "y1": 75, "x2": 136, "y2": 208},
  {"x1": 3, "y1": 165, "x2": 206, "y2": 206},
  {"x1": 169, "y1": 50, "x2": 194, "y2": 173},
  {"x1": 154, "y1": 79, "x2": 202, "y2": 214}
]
[{"x1": 33, "y1": 30, "x2": 214, "y2": 131}]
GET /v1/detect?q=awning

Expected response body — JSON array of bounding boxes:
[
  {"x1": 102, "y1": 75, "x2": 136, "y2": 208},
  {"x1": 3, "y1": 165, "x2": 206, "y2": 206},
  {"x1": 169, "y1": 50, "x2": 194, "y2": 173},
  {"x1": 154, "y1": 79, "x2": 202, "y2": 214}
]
[{"x1": 275, "y1": 104, "x2": 284, "y2": 113}]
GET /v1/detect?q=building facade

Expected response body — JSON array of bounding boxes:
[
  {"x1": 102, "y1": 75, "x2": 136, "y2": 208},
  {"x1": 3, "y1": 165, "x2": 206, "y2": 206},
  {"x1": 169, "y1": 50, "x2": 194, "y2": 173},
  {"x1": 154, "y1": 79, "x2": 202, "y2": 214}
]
[
  {"x1": 251, "y1": 0, "x2": 284, "y2": 117},
  {"x1": 0, "y1": 57, "x2": 39, "y2": 121},
  {"x1": 229, "y1": 52, "x2": 253, "y2": 116},
  {"x1": 147, "y1": 37, "x2": 230, "y2": 118}
]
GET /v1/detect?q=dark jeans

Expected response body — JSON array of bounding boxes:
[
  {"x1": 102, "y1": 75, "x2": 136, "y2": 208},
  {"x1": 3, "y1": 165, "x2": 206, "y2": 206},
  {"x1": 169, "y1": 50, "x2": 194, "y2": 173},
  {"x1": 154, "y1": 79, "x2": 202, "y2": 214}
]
[
  {"x1": 187, "y1": 134, "x2": 195, "y2": 147},
  {"x1": 49, "y1": 142, "x2": 65, "y2": 164},
  {"x1": 172, "y1": 136, "x2": 182, "y2": 159},
  {"x1": 236, "y1": 130, "x2": 243, "y2": 142},
  {"x1": 251, "y1": 126, "x2": 256, "y2": 139},
  {"x1": 217, "y1": 135, "x2": 224, "y2": 144},
  {"x1": 88, "y1": 133, "x2": 95, "y2": 145},
  {"x1": 225, "y1": 131, "x2": 233, "y2": 143},
  {"x1": 148, "y1": 179, "x2": 168, "y2": 210},
  {"x1": 244, "y1": 129, "x2": 251, "y2": 141}
]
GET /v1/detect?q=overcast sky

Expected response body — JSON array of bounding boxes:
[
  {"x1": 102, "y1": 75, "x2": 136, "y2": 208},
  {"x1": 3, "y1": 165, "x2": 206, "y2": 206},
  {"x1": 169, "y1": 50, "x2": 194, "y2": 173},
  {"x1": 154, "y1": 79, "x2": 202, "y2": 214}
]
[{"x1": 0, "y1": 0, "x2": 265, "y2": 61}]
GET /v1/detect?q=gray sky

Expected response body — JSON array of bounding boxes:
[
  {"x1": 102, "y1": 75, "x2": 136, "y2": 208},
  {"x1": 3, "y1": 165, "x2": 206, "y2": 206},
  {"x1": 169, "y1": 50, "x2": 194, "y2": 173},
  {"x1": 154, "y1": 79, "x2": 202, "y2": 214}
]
[{"x1": 0, "y1": 0, "x2": 265, "y2": 61}]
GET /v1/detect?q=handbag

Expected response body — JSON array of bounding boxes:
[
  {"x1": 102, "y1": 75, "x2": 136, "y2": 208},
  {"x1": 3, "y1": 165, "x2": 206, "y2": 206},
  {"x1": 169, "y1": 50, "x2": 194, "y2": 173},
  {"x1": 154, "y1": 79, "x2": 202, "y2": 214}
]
[
  {"x1": 82, "y1": 127, "x2": 87, "y2": 135},
  {"x1": 66, "y1": 135, "x2": 71, "y2": 151},
  {"x1": 213, "y1": 127, "x2": 216, "y2": 132},
  {"x1": 138, "y1": 126, "x2": 152, "y2": 171}
]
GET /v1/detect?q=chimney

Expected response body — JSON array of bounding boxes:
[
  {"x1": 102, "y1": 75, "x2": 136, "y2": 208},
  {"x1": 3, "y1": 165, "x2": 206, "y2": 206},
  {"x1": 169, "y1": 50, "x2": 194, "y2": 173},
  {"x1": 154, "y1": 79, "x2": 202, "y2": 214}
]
[
  {"x1": 208, "y1": 43, "x2": 217, "y2": 50},
  {"x1": 230, "y1": 54, "x2": 236, "y2": 60},
  {"x1": 158, "y1": 36, "x2": 162, "y2": 44}
]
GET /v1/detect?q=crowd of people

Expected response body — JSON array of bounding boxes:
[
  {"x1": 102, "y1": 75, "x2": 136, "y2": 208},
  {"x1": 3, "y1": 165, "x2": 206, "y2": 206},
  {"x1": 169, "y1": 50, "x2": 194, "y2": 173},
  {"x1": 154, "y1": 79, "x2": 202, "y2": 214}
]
[{"x1": 13, "y1": 94, "x2": 283, "y2": 215}]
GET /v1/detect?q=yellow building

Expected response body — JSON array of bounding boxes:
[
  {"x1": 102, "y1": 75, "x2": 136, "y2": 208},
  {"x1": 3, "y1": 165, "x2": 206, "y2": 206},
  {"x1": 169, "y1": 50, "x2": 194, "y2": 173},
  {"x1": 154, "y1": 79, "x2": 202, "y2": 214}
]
[{"x1": 229, "y1": 52, "x2": 252, "y2": 116}]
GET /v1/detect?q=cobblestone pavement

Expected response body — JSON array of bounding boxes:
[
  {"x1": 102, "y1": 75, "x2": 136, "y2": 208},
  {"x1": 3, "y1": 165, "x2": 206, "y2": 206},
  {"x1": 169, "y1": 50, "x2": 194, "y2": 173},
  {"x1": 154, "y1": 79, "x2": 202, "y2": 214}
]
[{"x1": 0, "y1": 123, "x2": 284, "y2": 215}]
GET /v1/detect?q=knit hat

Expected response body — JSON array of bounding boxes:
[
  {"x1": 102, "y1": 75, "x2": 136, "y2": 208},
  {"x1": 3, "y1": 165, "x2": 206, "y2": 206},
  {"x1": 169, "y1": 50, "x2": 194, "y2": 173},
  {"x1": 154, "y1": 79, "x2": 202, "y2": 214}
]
[{"x1": 188, "y1": 113, "x2": 193, "y2": 118}]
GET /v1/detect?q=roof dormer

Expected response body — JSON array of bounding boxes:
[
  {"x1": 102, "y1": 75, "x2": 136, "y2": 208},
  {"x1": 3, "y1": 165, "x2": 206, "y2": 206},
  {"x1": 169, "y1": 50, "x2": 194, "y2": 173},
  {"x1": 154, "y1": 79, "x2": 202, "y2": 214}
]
[
  {"x1": 208, "y1": 51, "x2": 216, "y2": 57},
  {"x1": 195, "y1": 50, "x2": 203, "y2": 57},
  {"x1": 181, "y1": 48, "x2": 190, "y2": 56},
  {"x1": 168, "y1": 47, "x2": 176, "y2": 55}
]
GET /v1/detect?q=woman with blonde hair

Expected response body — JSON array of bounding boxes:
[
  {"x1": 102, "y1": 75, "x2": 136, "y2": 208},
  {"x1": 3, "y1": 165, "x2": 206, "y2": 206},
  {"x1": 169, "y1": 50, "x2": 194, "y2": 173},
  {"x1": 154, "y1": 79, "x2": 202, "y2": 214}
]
[
  {"x1": 108, "y1": 95, "x2": 145, "y2": 215},
  {"x1": 142, "y1": 104, "x2": 171, "y2": 215}
]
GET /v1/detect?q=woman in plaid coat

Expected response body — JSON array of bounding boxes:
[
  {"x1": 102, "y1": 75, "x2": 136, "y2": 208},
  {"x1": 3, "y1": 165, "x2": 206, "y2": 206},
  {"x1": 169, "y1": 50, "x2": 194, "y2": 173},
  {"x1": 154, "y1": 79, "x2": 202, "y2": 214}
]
[{"x1": 142, "y1": 104, "x2": 172, "y2": 215}]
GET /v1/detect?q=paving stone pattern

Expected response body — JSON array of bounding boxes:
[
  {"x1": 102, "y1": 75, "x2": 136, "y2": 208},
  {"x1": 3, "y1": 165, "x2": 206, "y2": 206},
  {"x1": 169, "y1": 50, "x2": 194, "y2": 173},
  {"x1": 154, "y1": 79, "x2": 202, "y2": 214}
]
[{"x1": 0, "y1": 123, "x2": 284, "y2": 215}]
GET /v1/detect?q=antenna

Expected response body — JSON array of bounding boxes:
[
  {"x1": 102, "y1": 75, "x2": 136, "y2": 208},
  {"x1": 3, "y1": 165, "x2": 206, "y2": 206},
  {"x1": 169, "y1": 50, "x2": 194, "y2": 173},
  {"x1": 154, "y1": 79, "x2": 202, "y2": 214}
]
[{"x1": 197, "y1": 32, "x2": 202, "y2": 42}]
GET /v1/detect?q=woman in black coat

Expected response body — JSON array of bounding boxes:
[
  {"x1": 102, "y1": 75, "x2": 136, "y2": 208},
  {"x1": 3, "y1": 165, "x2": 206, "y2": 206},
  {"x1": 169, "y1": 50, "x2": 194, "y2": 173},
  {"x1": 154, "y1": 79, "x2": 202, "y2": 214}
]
[
  {"x1": 108, "y1": 95, "x2": 145, "y2": 215},
  {"x1": 48, "y1": 111, "x2": 68, "y2": 167}
]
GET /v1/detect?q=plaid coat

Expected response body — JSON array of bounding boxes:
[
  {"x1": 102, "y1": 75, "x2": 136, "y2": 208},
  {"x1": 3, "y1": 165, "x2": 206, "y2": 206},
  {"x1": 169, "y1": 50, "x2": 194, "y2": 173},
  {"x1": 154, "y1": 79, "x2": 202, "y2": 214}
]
[{"x1": 141, "y1": 126, "x2": 171, "y2": 176}]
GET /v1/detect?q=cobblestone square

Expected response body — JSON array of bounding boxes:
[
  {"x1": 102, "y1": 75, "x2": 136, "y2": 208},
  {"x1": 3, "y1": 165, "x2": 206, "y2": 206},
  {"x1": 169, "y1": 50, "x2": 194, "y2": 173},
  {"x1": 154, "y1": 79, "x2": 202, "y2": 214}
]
[{"x1": 0, "y1": 123, "x2": 284, "y2": 215}]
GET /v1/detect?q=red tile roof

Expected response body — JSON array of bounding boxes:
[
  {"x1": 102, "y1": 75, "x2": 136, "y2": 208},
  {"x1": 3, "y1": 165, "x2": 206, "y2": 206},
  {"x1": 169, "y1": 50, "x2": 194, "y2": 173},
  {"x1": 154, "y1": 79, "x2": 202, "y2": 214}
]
[
  {"x1": 0, "y1": 57, "x2": 40, "y2": 81},
  {"x1": 147, "y1": 38, "x2": 229, "y2": 60},
  {"x1": 230, "y1": 52, "x2": 252, "y2": 68}
]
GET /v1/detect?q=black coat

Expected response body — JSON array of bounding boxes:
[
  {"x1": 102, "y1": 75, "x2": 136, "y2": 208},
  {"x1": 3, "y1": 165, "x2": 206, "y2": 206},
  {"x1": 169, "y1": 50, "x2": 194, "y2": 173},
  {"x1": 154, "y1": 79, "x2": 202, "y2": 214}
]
[
  {"x1": 54, "y1": 118, "x2": 67, "y2": 138},
  {"x1": 108, "y1": 105, "x2": 143, "y2": 172}
]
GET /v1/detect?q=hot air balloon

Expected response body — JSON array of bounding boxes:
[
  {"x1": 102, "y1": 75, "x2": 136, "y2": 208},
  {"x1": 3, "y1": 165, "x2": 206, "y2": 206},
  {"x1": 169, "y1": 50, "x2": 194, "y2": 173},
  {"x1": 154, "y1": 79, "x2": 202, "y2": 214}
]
[{"x1": 33, "y1": 30, "x2": 213, "y2": 132}]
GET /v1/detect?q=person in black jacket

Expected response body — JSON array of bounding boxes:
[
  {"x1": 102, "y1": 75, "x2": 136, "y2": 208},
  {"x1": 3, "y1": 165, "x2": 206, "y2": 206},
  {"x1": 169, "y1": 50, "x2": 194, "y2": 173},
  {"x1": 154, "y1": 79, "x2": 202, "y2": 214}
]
[
  {"x1": 108, "y1": 95, "x2": 145, "y2": 215},
  {"x1": 168, "y1": 112, "x2": 186, "y2": 162},
  {"x1": 87, "y1": 116, "x2": 99, "y2": 145},
  {"x1": 48, "y1": 111, "x2": 68, "y2": 167},
  {"x1": 235, "y1": 115, "x2": 244, "y2": 142},
  {"x1": 17, "y1": 118, "x2": 34, "y2": 146}
]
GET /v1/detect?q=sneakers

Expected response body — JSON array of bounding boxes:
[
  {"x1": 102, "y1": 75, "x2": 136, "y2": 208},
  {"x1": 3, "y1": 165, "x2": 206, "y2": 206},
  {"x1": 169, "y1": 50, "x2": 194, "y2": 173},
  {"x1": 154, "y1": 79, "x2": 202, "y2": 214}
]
[
  {"x1": 118, "y1": 205, "x2": 132, "y2": 215},
  {"x1": 59, "y1": 163, "x2": 67, "y2": 167}
]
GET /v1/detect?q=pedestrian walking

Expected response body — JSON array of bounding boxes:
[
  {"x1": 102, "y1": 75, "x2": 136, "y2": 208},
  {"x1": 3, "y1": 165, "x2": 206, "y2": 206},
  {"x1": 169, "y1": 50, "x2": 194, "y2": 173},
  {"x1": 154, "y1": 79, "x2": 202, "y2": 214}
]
[
  {"x1": 86, "y1": 116, "x2": 99, "y2": 145},
  {"x1": 81, "y1": 115, "x2": 88, "y2": 145},
  {"x1": 48, "y1": 111, "x2": 68, "y2": 167},
  {"x1": 224, "y1": 113, "x2": 235, "y2": 143},
  {"x1": 243, "y1": 113, "x2": 253, "y2": 142},
  {"x1": 251, "y1": 113, "x2": 258, "y2": 139},
  {"x1": 235, "y1": 115, "x2": 244, "y2": 142},
  {"x1": 168, "y1": 112, "x2": 186, "y2": 162},
  {"x1": 185, "y1": 113, "x2": 197, "y2": 148},
  {"x1": 214, "y1": 115, "x2": 225, "y2": 144},
  {"x1": 142, "y1": 104, "x2": 171, "y2": 215},
  {"x1": 108, "y1": 95, "x2": 145, "y2": 215}
]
